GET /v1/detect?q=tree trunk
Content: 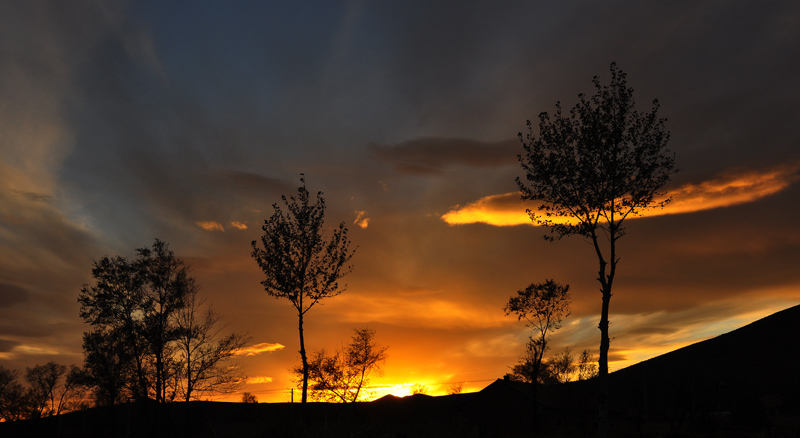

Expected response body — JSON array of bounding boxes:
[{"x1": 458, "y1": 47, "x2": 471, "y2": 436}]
[
  {"x1": 592, "y1": 228, "x2": 615, "y2": 438},
  {"x1": 598, "y1": 287, "x2": 611, "y2": 438},
  {"x1": 298, "y1": 310, "x2": 309, "y2": 403}
]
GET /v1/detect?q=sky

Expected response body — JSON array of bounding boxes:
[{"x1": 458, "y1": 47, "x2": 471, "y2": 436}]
[{"x1": 1, "y1": 1, "x2": 799, "y2": 402}]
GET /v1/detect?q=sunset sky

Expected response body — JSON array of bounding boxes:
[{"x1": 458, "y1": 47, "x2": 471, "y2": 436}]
[{"x1": 1, "y1": 1, "x2": 799, "y2": 402}]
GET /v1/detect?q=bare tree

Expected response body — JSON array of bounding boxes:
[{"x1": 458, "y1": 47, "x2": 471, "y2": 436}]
[
  {"x1": 517, "y1": 62, "x2": 675, "y2": 436},
  {"x1": 295, "y1": 328, "x2": 387, "y2": 403},
  {"x1": 79, "y1": 239, "x2": 240, "y2": 405},
  {"x1": 447, "y1": 382, "x2": 464, "y2": 395},
  {"x1": 26, "y1": 362, "x2": 66, "y2": 418},
  {"x1": 251, "y1": 176, "x2": 356, "y2": 403},
  {"x1": 505, "y1": 279, "x2": 571, "y2": 384},
  {"x1": 241, "y1": 392, "x2": 258, "y2": 403},
  {"x1": 410, "y1": 384, "x2": 428, "y2": 395},
  {"x1": 175, "y1": 285, "x2": 249, "y2": 401}
]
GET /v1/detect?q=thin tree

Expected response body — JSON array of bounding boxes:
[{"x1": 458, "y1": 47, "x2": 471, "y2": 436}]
[
  {"x1": 505, "y1": 279, "x2": 571, "y2": 384},
  {"x1": 251, "y1": 176, "x2": 356, "y2": 403},
  {"x1": 175, "y1": 285, "x2": 250, "y2": 401},
  {"x1": 517, "y1": 62, "x2": 676, "y2": 436}
]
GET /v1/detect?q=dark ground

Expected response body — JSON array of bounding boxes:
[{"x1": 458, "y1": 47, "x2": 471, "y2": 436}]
[{"x1": 3, "y1": 304, "x2": 799, "y2": 437}]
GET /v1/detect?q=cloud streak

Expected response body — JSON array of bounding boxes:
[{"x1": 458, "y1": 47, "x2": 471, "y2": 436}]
[
  {"x1": 233, "y1": 342, "x2": 285, "y2": 356},
  {"x1": 442, "y1": 165, "x2": 799, "y2": 226}
]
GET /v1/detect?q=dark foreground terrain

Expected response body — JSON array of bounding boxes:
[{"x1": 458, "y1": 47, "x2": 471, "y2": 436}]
[{"x1": 3, "y1": 304, "x2": 799, "y2": 437}]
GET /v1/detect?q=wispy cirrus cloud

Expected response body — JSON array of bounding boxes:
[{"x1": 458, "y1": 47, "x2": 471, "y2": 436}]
[{"x1": 442, "y1": 165, "x2": 800, "y2": 226}]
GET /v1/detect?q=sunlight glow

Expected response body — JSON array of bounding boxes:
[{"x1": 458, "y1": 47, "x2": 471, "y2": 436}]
[
  {"x1": 329, "y1": 294, "x2": 512, "y2": 329},
  {"x1": 441, "y1": 164, "x2": 799, "y2": 226}
]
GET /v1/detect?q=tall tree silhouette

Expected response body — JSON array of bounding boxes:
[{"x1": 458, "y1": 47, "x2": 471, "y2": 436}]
[
  {"x1": 517, "y1": 62, "x2": 676, "y2": 436},
  {"x1": 135, "y1": 239, "x2": 193, "y2": 403},
  {"x1": 251, "y1": 176, "x2": 355, "y2": 403}
]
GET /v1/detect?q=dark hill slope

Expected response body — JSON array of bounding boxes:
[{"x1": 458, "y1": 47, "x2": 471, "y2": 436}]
[
  {"x1": 540, "y1": 303, "x2": 800, "y2": 435},
  {"x1": 609, "y1": 303, "x2": 800, "y2": 407}
]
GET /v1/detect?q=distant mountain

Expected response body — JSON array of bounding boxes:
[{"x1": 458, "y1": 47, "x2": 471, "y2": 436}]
[{"x1": 2, "y1": 304, "x2": 798, "y2": 437}]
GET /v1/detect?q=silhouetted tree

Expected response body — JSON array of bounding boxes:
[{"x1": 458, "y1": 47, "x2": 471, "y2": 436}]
[
  {"x1": 0, "y1": 366, "x2": 26, "y2": 421},
  {"x1": 294, "y1": 328, "x2": 387, "y2": 403},
  {"x1": 175, "y1": 285, "x2": 249, "y2": 401},
  {"x1": 78, "y1": 253, "x2": 150, "y2": 401},
  {"x1": 241, "y1": 392, "x2": 258, "y2": 403},
  {"x1": 26, "y1": 362, "x2": 66, "y2": 418},
  {"x1": 79, "y1": 328, "x2": 134, "y2": 405},
  {"x1": 517, "y1": 62, "x2": 675, "y2": 436},
  {"x1": 505, "y1": 279, "x2": 571, "y2": 384},
  {"x1": 577, "y1": 349, "x2": 599, "y2": 381},
  {"x1": 549, "y1": 347, "x2": 576, "y2": 384},
  {"x1": 507, "y1": 339, "x2": 558, "y2": 384},
  {"x1": 24, "y1": 362, "x2": 86, "y2": 418},
  {"x1": 79, "y1": 239, "x2": 244, "y2": 405},
  {"x1": 251, "y1": 176, "x2": 356, "y2": 403},
  {"x1": 447, "y1": 382, "x2": 464, "y2": 395},
  {"x1": 410, "y1": 384, "x2": 428, "y2": 395},
  {"x1": 136, "y1": 239, "x2": 194, "y2": 403}
]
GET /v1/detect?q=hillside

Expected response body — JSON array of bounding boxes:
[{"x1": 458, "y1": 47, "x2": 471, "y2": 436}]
[{"x1": 2, "y1": 304, "x2": 798, "y2": 437}]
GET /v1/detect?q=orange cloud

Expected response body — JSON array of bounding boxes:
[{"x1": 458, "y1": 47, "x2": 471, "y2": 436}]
[
  {"x1": 230, "y1": 221, "x2": 248, "y2": 230},
  {"x1": 442, "y1": 164, "x2": 799, "y2": 226},
  {"x1": 354, "y1": 210, "x2": 370, "y2": 229},
  {"x1": 233, "y1": 342, "x2": 285, "y2": 356},
  {"x1": 246, "y1": 376, "x2": 274, "y2": 384},
  {"x1": 645, "y1": 164, "x2": 799, "y2": 217},
  {"x1": 196, "y1": 220, "x2": 225, "y2": 231}
]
